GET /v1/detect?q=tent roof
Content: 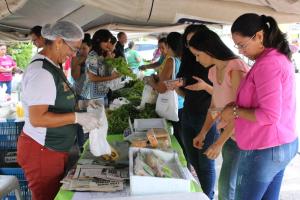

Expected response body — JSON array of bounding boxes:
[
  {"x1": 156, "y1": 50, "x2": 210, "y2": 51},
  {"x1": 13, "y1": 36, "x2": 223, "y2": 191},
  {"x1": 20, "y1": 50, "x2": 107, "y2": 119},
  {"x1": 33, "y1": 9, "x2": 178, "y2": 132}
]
[{"x1": 0, "y1": 0, "x2": 300, "y2": 41}]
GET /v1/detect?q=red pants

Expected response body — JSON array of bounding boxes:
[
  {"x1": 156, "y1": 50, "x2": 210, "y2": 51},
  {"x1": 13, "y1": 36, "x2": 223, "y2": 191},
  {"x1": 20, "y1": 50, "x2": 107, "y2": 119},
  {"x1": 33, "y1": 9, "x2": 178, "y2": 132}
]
[{"x1": 17, "y1": 132, "x2": 69, "y2": 200}]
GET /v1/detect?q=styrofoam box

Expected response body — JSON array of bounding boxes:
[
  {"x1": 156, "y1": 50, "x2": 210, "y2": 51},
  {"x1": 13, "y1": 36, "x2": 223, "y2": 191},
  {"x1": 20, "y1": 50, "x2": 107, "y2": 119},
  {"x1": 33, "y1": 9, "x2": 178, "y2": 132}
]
[
  {"x1": 129, "y1": 147, "x2": 191, "y2": 196},
  {"x1": 133, "y1": 118, "x2": 167, "y2": 132}
]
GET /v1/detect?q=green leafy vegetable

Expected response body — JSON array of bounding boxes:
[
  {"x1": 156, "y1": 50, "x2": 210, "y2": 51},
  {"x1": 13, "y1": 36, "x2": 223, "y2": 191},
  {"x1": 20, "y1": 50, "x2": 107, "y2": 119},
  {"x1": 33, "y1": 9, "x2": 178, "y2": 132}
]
[{"x1": 105, "y1": 57, "x2": 137, "y2": 79}]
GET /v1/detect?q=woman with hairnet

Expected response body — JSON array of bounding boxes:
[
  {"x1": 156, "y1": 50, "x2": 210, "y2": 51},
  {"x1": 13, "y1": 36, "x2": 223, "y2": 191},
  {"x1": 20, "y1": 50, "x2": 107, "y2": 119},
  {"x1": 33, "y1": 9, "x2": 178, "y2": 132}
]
[{"x1": 17, "y1": 21, "x2": 101, "y2": 200}]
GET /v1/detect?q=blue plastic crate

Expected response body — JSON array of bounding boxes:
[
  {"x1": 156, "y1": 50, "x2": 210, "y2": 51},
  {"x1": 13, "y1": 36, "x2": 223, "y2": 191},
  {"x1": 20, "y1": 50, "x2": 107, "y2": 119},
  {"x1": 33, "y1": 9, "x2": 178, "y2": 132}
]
[
  {"x1": 0, "y1": 122, "x2": 24, "y2": 150},
  {"x1": 0, "y1": 168, "x2": 31, "y2": 200}
]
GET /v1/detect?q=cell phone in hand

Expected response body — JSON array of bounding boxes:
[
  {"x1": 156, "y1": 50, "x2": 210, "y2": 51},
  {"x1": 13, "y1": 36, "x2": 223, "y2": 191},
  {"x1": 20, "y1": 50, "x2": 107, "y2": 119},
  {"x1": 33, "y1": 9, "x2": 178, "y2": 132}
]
[{"x1": 164, "y1": 78, "x2": 185, "y2": 90}]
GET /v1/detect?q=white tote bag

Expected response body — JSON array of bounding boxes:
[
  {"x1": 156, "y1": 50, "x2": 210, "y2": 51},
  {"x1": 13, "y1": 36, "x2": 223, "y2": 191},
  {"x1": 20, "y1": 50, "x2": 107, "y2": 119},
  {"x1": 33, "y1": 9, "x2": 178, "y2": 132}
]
[{"x1": 155, "y1": 57, "x2": 179, "y2": 122}]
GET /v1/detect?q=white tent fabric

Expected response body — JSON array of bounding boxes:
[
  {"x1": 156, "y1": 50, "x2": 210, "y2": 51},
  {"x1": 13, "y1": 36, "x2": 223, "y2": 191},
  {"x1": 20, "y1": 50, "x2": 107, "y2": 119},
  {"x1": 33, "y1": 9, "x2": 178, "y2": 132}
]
[
  {"x1": 83, "y1": 0, "x2": 300, "y2": 24},
  {"x1": 0, "y1": 0, "x2": 299, "y2": 40}
]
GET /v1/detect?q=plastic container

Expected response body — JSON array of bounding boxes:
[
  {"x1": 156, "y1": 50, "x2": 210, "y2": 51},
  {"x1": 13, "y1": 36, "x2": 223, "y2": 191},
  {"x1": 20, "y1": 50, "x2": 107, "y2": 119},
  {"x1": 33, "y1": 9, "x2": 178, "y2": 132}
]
[
  {"x1": 0, "y1": 121, "x2": 24, "y2": 150},
  {"x1": 0, "y1": 168, "x2": 31, "y2": 200},
  {"x1": 129, "y1": 147, "x2": 191, "y2": 195}
]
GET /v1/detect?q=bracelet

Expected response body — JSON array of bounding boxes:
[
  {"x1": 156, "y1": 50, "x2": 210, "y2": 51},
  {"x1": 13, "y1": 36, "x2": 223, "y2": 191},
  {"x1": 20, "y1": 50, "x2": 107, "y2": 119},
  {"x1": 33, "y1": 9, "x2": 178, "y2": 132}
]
[{"x1": 233, "y1": 105, "x2": 239, "y2": 119}]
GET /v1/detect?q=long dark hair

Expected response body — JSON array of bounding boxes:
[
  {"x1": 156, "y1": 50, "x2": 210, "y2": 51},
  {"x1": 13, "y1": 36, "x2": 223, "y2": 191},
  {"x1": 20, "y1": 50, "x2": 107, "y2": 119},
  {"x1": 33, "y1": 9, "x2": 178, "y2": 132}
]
[
  {"x1": 231, "y1": 13, "x2": 291, "y2": 59},
  {"x1": 181, "y1": 24, "x2": 210, "y2": 66},
  {"x1": 91, "y1": 29, "x2": 112, "y2": 55},
  {"x1": 166, "y1": 32, "x2": 182, "y2": 58},
  {"x1": 189, "y1": 29, "x2": 238, "y2": 61},
  {"x1": 83, "y1": 33, "x2": 92, "y2": 47}
]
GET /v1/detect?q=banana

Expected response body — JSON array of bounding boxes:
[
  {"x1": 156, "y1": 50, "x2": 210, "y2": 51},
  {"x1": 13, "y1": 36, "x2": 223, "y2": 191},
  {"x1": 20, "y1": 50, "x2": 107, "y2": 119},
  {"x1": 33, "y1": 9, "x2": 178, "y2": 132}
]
[{"x1": 100, "y1": 146, "x2": 119, "y2": 161}]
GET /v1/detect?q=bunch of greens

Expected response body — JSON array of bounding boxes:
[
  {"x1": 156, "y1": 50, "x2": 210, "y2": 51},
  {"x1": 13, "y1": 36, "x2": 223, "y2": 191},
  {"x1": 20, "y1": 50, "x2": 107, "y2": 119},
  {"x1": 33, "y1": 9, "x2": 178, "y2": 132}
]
[
  {"x1": 107, "y1": 79, "x2": 158, "y2": 134},
  {"x1": 106, "y1": 103, "x2": 158, "y2": 134},
  {"x1": 111, "y1": 80, "x2": 144, "y2": 106},
  {"x1": 105, "y1": 57, "x2": 136, "y2": 79}
]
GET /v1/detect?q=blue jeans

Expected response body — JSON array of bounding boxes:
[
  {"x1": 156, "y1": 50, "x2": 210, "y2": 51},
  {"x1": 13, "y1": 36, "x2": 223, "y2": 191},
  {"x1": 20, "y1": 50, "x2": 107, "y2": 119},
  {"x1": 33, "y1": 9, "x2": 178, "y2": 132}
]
[
  {"x1": 0, "y1": 81, "x2": 12, "y2": 95},
  {"x1": 218, "y1": 138, "x2": 241, "y2": 200},
  {"x1": 235, "y1": 138, "x2": 298, "y2": 200},
  {"x1": 181, "y1": 109, "x2": 219, "y2": 200}
]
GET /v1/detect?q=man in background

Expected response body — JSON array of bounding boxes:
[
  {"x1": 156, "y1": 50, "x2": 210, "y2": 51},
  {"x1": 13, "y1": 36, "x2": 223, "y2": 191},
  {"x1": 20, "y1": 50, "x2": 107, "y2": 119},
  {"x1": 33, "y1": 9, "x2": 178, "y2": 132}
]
[
  {"x1": 29, "y1": 25, "x2": 45, "y2": 52},
  {"x1": 114, "y1": 32, "x2": 127, "y2": 58}
]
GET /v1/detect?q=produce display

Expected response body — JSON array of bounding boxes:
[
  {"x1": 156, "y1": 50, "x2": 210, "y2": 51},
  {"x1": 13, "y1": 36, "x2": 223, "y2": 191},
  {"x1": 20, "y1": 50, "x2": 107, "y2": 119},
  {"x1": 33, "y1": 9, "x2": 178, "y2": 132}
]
[
  {"x1": 105, "y1": 57, "x2": 136, "y2": 79},
  {"x1": 107, "y1": 80, "x2": 158, "y2": 134},
  {"x1": 134, "y1": 151, "x2": 179, "y2": 178}
]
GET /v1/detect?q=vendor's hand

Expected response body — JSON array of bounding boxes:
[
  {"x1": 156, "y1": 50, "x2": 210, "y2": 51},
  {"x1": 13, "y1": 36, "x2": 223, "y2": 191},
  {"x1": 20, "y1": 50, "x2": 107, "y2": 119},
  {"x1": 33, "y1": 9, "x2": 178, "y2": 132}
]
[
  {"x1": 139, "y1": 65, "x2": 147, "y2": 71},
  {"x1": 204, "y1": 143, "x2": 223, "y2": 160},
  {"x1": 111, "y1": 71, "x2": 120, "y2": 79},
  {"x1": 220, "y1": 102, "x2": 235, "y2": 122},
  {"x1": 184, "y1": 76, "x2": 207, "y2": 91},
  {"x1": 75, "y1": 112, "x2": 101, "y2": 132},
  {"x1": 193, "y1": 133, "x2": 206, "y2": 149}
]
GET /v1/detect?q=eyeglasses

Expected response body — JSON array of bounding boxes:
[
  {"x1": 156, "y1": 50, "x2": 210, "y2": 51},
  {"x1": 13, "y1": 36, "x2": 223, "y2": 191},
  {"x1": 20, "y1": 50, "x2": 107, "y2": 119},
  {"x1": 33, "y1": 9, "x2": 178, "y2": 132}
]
[
  {"x1": 63, "y1": 40, "x2": 80, "y2": 54},
  {"x1": 234, "y1": 34, "x2": 256, "y2": 50}
]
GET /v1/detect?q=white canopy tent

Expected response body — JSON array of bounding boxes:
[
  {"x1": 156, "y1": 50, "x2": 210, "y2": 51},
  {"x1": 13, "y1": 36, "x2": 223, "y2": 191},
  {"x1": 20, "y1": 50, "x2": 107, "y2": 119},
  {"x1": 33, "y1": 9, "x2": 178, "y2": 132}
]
[{"x1": 0, "y1": 0, "x2": 299, "y2": 40}]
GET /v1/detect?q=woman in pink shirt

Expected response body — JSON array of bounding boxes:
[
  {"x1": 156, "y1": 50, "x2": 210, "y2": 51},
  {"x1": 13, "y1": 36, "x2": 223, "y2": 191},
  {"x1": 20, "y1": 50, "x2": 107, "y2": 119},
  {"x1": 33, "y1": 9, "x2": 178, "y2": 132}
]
[
  {"x1": 0, "y1": 43, "x2": 17, "y2": 100},
  {"x1": 221, "y1": 13, "x2": 298, "y2": 200},
  {"x1": 188, "y1": 29, "x2": 249, "y2": 200}
]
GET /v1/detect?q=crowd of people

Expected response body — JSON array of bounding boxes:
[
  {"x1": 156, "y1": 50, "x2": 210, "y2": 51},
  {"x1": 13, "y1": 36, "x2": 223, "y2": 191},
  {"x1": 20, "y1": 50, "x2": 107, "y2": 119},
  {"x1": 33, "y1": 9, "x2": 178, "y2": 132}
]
[{"x1": 1, "y1": 12, "x2": 296, "y2": 200}]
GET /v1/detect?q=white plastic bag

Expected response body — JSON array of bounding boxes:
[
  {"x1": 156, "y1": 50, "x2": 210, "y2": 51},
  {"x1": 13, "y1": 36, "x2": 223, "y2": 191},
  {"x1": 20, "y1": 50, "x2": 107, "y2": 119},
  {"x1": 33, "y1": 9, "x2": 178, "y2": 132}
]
[
  {"x1": 87, "y1": 103, "x2": 111, "y2": 156},
  {"x1": 155, "y1": 90, "x2": 179, "y2": 121},
  {"x1": 155, "y1": 57, "x2": 179, "y2": 122},
  {"x1": 140, "y1": 85, "x2": 158, "y2": 108}
]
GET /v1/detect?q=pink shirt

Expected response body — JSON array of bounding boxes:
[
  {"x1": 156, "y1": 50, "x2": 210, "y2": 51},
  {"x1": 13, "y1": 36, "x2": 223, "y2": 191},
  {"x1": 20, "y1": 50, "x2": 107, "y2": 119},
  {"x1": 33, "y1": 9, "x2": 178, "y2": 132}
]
[
  {"x1": 209, "y1": 59, "x2": 249, "y2": 133},
  {"x1": 235, "y1": 48, "x2": 297, "y2": 150},
  {"x1": 0, "y1": 55, "x2": 16, "y2": 81}
]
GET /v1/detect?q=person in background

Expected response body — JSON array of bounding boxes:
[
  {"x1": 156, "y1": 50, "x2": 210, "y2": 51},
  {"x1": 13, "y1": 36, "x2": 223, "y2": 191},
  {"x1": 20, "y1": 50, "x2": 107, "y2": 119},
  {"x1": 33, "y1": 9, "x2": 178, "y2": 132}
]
[
  {"x1": 188, "y1": 29, "x2": 249, "y2": 200},
  {"x1": 0, "y1": 43, "x2": 17, "y2": 101},
  {"x1": 114, "y1": 32, "x2": 127, "y2": 58},
  {"x1": 71, "y1": 33, "x2": 92, "y2": 98},
  {"x1": 17, "y1": 21, "x2": 101, "y2": 200},
  {"x1": 126, "y1": 41, "x2": 143, "y2": 74},
  {"x1": 139, "y1": 37, "x2": 168, "y2": 73},
  {"x1": 176, "y1": 24, "x2": 218, "y2": 199},
  {"x1": 106, "y1": 35, "x2": 117, "y2": 58},
  {"x1": 151, "y1": 44, "x2": 162, "y2": 63},
  {"x1": 81, "y1": 29, "x2": 120, "y2": 101},
  {"x1": 149, "y1": 32, "x2": 186, "y2": 166},
  {"x1": 71, "y1": 33, "x2": 92, "y2": 152},
  {"x1": 221, "y1": 13, "x2": 298, "y2": 199},
  {"x1": 63, "y1": 57, "x2": 72, "y2": 79},
  {"x1": 29, "y1": 25, "x2": 45, "y2": 52}
]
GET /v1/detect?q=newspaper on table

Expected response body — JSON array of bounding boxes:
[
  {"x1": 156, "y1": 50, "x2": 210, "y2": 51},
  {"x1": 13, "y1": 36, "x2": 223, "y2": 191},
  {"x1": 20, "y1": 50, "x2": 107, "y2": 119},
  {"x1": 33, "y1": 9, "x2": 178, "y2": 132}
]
[{"x1": 61, "y1": 164, "x2": 129, "y2": 192}]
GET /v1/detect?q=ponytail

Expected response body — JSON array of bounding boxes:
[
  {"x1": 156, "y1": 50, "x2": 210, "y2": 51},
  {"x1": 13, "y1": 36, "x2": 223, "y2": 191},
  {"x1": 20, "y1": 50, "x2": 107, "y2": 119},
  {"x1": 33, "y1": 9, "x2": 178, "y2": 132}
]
[{"x1": 261, "y1": 15, "x2": 291, "y2": 59}]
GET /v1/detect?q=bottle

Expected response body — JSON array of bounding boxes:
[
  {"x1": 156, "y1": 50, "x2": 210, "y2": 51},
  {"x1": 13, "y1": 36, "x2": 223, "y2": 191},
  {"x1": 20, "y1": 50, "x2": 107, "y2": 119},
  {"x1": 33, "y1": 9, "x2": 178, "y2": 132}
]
[{"x1": 16, "y1": 102, "x2": 24, "y2": 119}]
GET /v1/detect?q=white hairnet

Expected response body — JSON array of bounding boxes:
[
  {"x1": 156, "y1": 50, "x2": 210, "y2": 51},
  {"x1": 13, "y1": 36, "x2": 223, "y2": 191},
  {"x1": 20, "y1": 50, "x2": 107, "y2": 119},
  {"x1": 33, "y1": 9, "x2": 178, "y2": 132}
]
[{"x1": 41, "y1": 21, "x2": 84, "y2": 42}]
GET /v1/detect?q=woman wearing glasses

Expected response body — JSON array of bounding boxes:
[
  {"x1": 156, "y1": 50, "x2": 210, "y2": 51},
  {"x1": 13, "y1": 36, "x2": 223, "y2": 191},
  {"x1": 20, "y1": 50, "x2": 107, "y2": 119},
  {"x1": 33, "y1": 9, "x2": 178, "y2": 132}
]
[
  {"x1": 17, "y1": 21, "x2": 101, "y2": 200},
  {"x1": 221, "y1": 13, "x2": 298, "y2": 199},
  {"x1": 81, "y1": 29, "x2": 120, "y2": 101}
]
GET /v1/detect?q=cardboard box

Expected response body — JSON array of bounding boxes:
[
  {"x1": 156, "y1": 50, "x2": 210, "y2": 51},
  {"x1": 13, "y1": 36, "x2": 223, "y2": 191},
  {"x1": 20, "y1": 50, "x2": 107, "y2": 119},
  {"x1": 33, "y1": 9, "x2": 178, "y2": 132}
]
[{"x1": 129, "y1": 147, "x2": 191, "y2": 196}]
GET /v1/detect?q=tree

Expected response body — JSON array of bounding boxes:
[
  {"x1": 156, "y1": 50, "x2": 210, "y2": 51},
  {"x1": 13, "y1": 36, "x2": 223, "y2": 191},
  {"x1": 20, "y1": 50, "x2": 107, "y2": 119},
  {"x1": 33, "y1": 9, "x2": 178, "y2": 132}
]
[{"x1": 7, "y1": 42, "x2": 33, "y2": 70}]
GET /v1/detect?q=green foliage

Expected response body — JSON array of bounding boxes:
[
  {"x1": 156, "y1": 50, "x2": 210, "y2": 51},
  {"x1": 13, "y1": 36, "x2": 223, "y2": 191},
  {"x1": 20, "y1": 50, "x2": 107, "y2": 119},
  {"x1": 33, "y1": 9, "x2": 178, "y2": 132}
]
[
  {"x1": 7, "y1": 42, "x2": 33, "y2": 70},
  {"x1": 105, "y1": 57, "x2": 137, "y2": 79},
  {"x1": 107, "y1": 80, "x2": 158, "y2": 134}
]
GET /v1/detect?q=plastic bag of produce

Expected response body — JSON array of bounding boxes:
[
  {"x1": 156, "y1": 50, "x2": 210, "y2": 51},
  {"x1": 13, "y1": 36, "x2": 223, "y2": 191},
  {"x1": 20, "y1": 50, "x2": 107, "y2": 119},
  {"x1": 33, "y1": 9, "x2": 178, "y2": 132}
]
[
  {"x1": 87, "y1": 103, "x2": 111, "y2": 156},
  {"x1": 140, "y1": 85, "x2": 157, "y2": 108}
]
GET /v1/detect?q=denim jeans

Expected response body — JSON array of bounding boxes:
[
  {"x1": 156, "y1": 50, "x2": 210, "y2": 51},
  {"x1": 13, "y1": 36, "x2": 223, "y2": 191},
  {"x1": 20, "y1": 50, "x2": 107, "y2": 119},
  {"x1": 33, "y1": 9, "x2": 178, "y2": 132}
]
[
  {"x1": 235, "y1": 138, "x2": 298, "y2": 200},
  {"x1": 218, "y1": 138, "x2": 241, "y2": 200},
  {"x1": 0, "y1": 81, "x2": 12, "y2": 95},
  {"x1": 181, "y1": 109, "x2": 219, "y2": 200}
]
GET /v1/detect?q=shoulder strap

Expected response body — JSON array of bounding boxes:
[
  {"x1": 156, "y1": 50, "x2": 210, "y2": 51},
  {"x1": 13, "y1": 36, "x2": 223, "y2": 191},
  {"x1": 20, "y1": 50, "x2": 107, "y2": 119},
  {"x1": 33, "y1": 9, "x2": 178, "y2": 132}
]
[{"x1": 170, "y1": 56, "x2": 176, "y2": 80}]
